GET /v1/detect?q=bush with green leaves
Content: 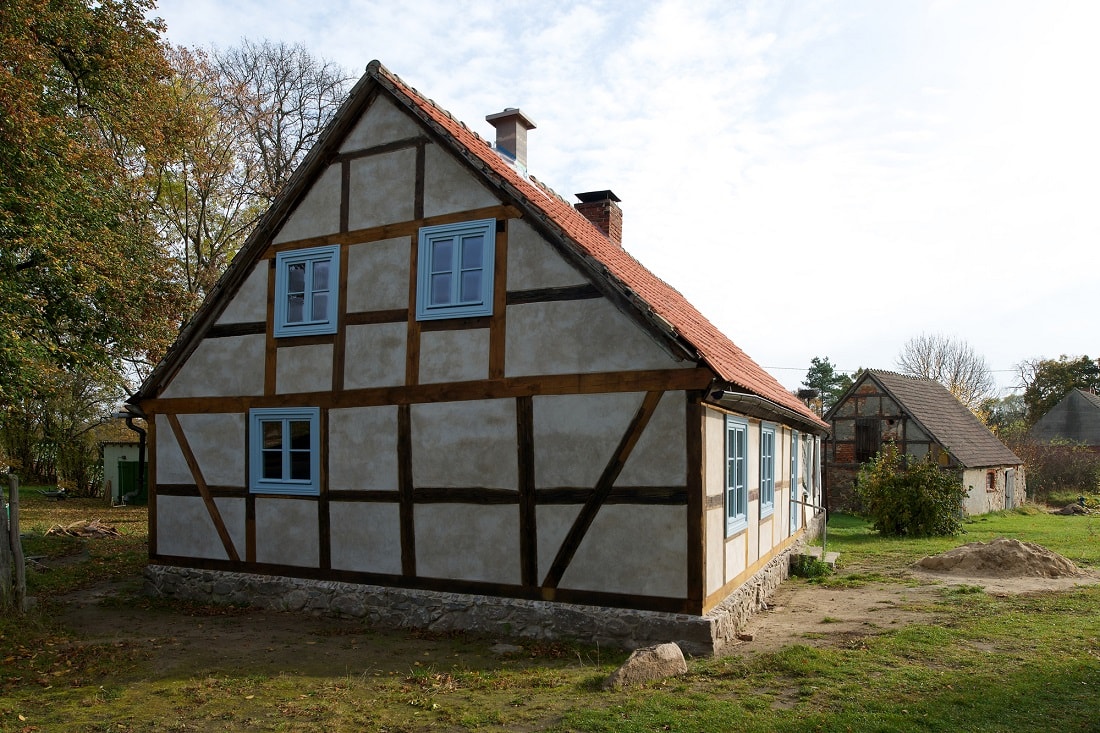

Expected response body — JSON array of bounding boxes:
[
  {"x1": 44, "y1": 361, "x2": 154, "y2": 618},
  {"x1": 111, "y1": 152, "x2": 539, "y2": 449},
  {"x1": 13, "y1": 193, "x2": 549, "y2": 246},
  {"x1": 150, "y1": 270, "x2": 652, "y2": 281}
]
[{"x1": 856, "y1": 443, "x2": 967, "y2": 537}]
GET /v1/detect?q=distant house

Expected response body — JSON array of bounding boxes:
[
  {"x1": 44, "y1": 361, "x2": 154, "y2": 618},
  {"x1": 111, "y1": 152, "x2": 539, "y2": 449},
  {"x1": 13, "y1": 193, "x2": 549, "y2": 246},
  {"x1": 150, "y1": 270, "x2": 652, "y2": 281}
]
[
  {"x1": 1028, "y1": 389, "x2": 1100, "y2": 451},
  {"x1": 825, "y1": 370, "x2": 1025, "y2": 515},
  {"x1": 125, "y1": 60, "x2": 830, "y2": 654}
]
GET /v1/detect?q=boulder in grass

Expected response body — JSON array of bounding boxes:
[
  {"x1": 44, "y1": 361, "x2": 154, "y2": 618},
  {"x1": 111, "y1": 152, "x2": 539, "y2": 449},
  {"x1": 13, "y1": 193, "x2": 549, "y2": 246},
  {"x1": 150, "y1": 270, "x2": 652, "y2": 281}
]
[{"x1": 603, "y1": 642, "x2": 687, "y2": 690}]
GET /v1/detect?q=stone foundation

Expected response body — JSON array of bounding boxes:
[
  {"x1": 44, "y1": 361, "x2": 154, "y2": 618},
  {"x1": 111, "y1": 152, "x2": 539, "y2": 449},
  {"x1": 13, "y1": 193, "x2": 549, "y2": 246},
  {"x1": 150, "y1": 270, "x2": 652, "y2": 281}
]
[{"x1": 143, "y1": 514, "x2": 825, "y2": 657}]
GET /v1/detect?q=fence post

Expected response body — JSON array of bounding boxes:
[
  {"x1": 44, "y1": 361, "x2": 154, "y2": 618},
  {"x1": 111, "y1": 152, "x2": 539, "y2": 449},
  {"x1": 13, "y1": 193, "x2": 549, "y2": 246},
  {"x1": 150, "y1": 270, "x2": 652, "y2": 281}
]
[
  {"x1": 0, "y1": 473, "x2": 10, "y2": 611},
  {"x1": 8, "y1": 473, "x2": 26, "y2": 613}
]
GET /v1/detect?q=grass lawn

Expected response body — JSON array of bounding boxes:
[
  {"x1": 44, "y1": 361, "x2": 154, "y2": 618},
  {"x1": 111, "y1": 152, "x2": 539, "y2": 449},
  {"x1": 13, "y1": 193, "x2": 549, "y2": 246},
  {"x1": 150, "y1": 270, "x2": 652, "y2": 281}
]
[{"x1": 1, "y1": 492, "x2": 1098, "y2": 732}]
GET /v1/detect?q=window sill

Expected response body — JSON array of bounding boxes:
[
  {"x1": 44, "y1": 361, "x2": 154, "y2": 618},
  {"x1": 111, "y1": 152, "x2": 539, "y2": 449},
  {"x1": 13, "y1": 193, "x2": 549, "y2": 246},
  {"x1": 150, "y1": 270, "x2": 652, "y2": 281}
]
[{"x1": 726, "y1": 519, "x2": 748, "y2": 538}]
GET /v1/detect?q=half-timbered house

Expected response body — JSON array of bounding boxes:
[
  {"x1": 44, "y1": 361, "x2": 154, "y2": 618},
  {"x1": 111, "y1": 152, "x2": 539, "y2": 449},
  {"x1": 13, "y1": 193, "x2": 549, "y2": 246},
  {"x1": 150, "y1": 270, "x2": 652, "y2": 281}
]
[
  {"x1": 825, "y1": 370, "x2": 1025, "y2": 515},
  {"x1": 129, "y1": 61, "x2": 830, "y2": 654}
]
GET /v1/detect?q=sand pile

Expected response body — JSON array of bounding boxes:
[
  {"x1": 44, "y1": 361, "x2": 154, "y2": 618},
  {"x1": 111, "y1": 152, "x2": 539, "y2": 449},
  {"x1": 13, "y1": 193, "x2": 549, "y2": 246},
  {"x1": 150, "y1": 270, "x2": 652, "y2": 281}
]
[{"x1": 915, "y1": 537, "x2": 1080, "y2": 579}]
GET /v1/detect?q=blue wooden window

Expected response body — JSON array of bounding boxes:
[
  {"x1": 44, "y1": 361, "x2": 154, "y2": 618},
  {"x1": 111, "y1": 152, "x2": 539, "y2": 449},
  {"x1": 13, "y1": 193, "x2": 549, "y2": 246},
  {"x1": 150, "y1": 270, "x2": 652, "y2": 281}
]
[
  {"x1": 416, "y1": 218, "x2": 495, "y2": 321},
  {"x1": 726, "y1": 416, "x2": 748, "y2": 535},
  {"x1": 274, "y1": 245, "x2": 340, "y2": 337},
  {"x1": 249, "y1": 408, "x2": 320, "y2": 495},
  {"x1": 760, "y1": 423, "x2": 776, "y2": 517}
]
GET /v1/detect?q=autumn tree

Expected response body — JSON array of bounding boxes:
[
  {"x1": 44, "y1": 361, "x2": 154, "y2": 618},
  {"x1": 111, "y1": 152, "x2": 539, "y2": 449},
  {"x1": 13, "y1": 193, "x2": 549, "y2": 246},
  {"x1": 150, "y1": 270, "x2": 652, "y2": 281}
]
[
  {"x1": 802, "y1": 357, "x2": 854, "y2": 415},
  {"x1": 1016, "y1": 355, "x2": 1100, "y2": 424},
  {"x1": 896, "y1": 333, "x2": 994, "y2": 410},
  {"x1": 0, "y1": 0, "x2": 193, "y2": 408},
  {"x1": 153, "y1": 41, "x2": 350, "y2": 297}
]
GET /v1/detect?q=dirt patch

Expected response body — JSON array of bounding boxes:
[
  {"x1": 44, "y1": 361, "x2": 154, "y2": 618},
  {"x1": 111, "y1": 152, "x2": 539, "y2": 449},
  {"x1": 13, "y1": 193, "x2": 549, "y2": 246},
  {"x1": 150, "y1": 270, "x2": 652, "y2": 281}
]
[
  {"x1": 730, "y1": 579, "x2": 940, "y2": 656},
  {"x1": 729, "y1": 540, "x2": 1100, "y2": 656}
]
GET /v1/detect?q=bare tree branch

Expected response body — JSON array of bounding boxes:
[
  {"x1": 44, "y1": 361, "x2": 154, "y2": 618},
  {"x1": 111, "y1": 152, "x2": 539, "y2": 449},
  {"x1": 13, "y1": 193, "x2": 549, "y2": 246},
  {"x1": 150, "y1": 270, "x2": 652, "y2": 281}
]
[{"x1": 896, "y1": 333, "x2": 995, "y2": 410}]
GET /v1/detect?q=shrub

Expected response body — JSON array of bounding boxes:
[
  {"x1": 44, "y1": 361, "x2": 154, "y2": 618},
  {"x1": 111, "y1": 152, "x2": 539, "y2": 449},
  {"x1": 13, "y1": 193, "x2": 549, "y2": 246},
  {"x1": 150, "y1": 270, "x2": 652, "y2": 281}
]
[
  {"x1": 789, "y1": 554, "x2": 833, "y2": 579},
  {"x1": 1007, "y1": 439, "x2": 1100, "y2": 502},
  {"x1": 856, "y1": 443, "x2": 967, "y2": 537}
]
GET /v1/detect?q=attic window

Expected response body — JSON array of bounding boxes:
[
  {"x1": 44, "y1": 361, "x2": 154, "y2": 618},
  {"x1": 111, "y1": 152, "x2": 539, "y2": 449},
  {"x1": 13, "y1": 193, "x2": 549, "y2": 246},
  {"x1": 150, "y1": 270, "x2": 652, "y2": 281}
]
[
  {"x1": 274, "y1": 245, "x2": 340, "y2": 337},
  {"x1": 415, "y1": 219, "x2": 495, "y2": 321}
]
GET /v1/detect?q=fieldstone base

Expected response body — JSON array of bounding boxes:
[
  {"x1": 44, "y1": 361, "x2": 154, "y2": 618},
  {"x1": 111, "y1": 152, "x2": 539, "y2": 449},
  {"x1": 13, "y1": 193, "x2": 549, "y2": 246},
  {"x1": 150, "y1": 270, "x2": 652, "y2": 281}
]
[{"x1": 143, "y1": 514, "x2": 824, "y2": 657}]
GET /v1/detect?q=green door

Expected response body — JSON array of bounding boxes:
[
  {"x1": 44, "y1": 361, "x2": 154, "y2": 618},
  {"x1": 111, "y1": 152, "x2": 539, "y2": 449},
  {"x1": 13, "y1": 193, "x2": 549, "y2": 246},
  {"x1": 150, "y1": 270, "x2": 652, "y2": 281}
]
[{"x1": 117, "y1": 461, "x2": 148, "y2": 505}]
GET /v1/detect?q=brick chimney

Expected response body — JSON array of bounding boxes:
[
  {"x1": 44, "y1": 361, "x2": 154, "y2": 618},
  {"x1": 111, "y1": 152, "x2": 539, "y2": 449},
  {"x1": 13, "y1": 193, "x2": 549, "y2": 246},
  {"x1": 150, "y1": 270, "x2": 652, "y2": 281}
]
[
  {"x1": 486, "y1": 108, "x2": 536, "y2": 170},
  {"x1": 574, "y1": 190, "x2": 623, "y2": 245}
]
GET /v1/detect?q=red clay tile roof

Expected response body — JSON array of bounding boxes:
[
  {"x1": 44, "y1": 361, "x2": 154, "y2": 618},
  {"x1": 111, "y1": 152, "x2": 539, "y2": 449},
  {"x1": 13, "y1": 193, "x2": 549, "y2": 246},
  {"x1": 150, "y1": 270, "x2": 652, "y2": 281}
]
[{"x1": 370, "y1": 62, "x2": 826, "y2": 430}]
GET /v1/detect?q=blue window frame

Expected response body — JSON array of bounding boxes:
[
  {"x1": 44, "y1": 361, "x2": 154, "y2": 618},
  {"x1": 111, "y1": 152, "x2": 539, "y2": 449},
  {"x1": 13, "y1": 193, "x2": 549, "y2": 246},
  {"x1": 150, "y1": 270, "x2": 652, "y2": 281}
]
[
  {"x1": 726, "y1": 416, "x2": 748, "y2": 535},
  {"x1": 415, "y1": 218, "x2": 495, "y2": 321},
  {"x1": 760, "y1": 423, "x2": 776, "y2": 517},
  {"x1": 249, "y1": 408, "x2": 320, "y2": 495},
  {"x1": 274, "y1": 245, "x2": 340, "y2": 337}
]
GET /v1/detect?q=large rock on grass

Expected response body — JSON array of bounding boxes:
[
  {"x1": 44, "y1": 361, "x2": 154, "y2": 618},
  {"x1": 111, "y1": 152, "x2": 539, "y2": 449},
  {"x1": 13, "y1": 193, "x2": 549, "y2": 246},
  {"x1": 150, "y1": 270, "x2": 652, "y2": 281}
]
[{"x1": 603, "y1": 642, "x2": 687, "y2": 690}]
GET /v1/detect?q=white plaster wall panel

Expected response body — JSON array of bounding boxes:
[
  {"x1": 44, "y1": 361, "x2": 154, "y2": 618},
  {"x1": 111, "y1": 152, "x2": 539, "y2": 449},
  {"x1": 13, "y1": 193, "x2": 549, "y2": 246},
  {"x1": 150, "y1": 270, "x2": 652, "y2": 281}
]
[
  {"x1": 617, "y1": 391, "x2": 686, "y2": 487},
  {"x1": 415, "y1": 504, "x2": 519, "y2": 584},
  {"x1": 535, "y1": 504, "x2": 581, "y2": 582},
  {"x1": 161, "y1": 335, "x2": 265, "y2": 398},
  {"x1": 962, "y1": 467, "x2": 1007, "y2": 515},
  {"x1": 345, "y1": 237, "x2": 410, "y2": 312},
  {"x1": 419, "y1": 329, "x2": 489, "y2": 384},
  {"x1": 215, "y1": 264, "x2": 268, "y2": 324},
  {"x1": 725, "y1": 531, "x2": 747, "y2": 583},
  {"x1": 423, "y1": 143, "x2": 499, "y2": 217},
  {"x1": 533, "y1": 392, "x2": 642, "y2": 488},
  {"x1": 411, "y1": 399, "x2": 517, "y2": 489},
  {"x1": 339, "y1": 95, "x2": 421, "y2": 152},
  {"x1": 506, "y1": 219, "x2": 588, "y2": 290},
  {"x1": 704, "y1": 409, "x2": 726, "y2": 499},
  {"x1": 273, "y1": 164, "x2": 342, "y2": 243},
  {"x1": 348, "y1": 149, "x2": 416, "y2": 231},
  {"x1": 505, "y1": 299, "x2": 683, "y2": 377},
  {"x1": 758, "y1": 515, "x2": 774, "y2": 550},
  {"x1": 154, "y1": 414, "x2": 190, "y2": 485},
  {"x1": 706, "y1": 507, "x2": 725, "y2": 595},
  {"x1": 329, "y1": 502, "x2": 401, "y2": 574},
  {"x1": 256, "y1": 498, "x2": 319, "y2": 567},
  {"x1": 176, "y1": 413, "x2": 246, "y2": 487},
  {"x1": 329, "y1": 406, "x2": 399, "y2": 491},
  {"x1": 558, "y1": 505, "x2": 687, "y2": 598},
  {"x1": 276, "y1": 343, "x2": 334, "y2": 394},
  {"x1": 343, "y1": 322, "x2": 407, "y2": 389},
  {"x1": 156, "y1": 495, "x2": 245, "y2": 561}
]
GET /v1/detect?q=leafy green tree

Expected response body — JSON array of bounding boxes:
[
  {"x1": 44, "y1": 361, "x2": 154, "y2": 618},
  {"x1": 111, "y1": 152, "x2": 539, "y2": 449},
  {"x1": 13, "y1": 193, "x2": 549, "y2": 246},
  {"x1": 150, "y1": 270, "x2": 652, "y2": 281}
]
[
  {"x1": 0, "y1": 0, "x2": 192, "y2": 405},
  {"x1": 977, "y1": 393, "x2": 1027, "y2": 436},
  {"x1": 802, "y1": 357, "x2": 854, "y2": 415},
  {"x1": 856, "y1": 444, "x2": 966, "y2": 537},
  {"x1": 1017, "y1": 355, "x2": 1100, "y2": 424}
]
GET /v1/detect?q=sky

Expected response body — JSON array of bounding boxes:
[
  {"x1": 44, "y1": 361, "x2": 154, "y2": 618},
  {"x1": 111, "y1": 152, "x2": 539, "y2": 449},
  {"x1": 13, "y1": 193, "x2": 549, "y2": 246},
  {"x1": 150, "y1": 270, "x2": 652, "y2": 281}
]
[{"x1": 151, "y1": 0, "x2": 1099, "y2": 396}]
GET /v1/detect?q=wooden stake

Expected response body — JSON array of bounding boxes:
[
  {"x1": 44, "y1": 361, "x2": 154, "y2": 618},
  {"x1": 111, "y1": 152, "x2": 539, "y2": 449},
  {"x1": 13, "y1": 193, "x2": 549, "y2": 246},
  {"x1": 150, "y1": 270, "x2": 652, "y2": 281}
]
[{"x1": 8, "y1": 473, "x2": 26, "y2": 613}]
